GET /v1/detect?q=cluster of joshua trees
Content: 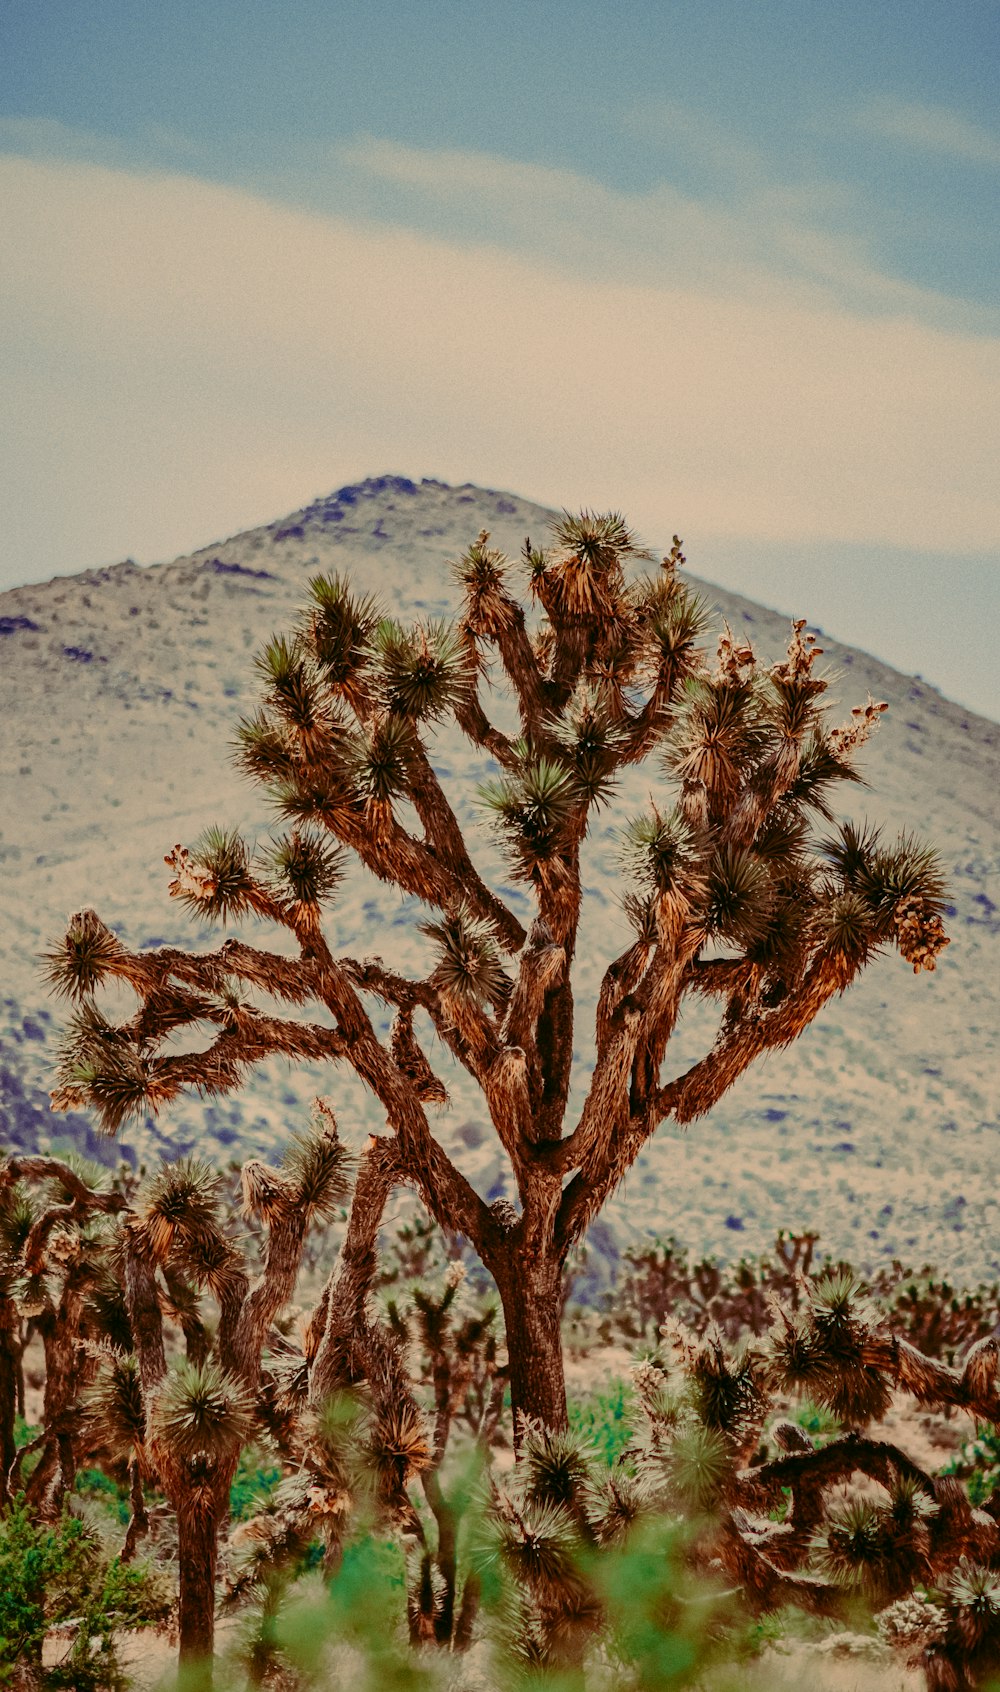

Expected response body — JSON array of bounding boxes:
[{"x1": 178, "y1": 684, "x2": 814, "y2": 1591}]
[{"x1": 6, "y1": 512, "x2": 996, "y2": 1688}]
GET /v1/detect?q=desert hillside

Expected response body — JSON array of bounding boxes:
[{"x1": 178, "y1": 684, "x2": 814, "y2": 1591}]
[{"x1": 1, "y1": 476, "x2": 997, "y2": 1285}]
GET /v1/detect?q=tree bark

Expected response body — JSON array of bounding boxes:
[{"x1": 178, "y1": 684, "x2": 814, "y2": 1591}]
[
  {"x1": 177, "y1": 1505, "x2": 219, "y2": 1673},
  {"x1": 497, "y1": 1256, "x2": 568, "y2": 1433},
  {"x1": 0, "y1": 1297, "x2": 19, "y2": 1503}
]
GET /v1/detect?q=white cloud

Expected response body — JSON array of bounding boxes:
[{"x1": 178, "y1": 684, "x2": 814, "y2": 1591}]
[
  {"x1": 341, "y1": 134, "x2": 995, "y2": 333},
  {"x1": 857, "y1": 97, "x2": 1000, "y2": 168},
  {"x1": 0, "y1": 150, "x2": 998, "y2": 592}
]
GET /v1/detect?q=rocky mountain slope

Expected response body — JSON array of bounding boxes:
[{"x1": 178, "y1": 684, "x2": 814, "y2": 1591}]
[{"x1": 1, "y1": 476, "x2": 997, "y2": 1285}]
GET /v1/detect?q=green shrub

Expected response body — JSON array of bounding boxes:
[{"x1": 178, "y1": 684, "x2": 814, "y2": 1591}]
[
  {"x1": 73, "y1": 1468, "x2": 130, "y2": 1526},
  {"x1": 568, "y1": 1379, "x2": 634, "y2": 1468},
  {"x1": 228, "y1": 1443, "x2": 283, "y2": 1523},
  {"x1": 0, "y1": 1497, "x2": 170, "y2": 1690},
  {"x1": 943, "y1": 1426, "x2": 1000, "y2": 1506}
]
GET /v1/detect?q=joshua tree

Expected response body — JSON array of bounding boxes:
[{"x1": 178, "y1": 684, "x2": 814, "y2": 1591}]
[
  {"x1": 104, "y1": 1123, "x2": 352, "y2": 1668},
  {"x1": 0, "y1": 1124, "x2": 351, "y2": 1671},
  {"x1": 45, "y1": 515, "x2": 949, "y2": 1431},
  {"x1": 0, "y1": 1154, "x2": 127, "y2": 1515}
]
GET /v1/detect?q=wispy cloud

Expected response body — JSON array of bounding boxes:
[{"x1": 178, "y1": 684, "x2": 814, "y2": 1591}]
[
  {"x1": 341, "y1": 134, "x2": 993, "y2": 333},
  {"x1": 1, "y1": 147, "x2": 998, "y2": 597},
  {"x1": 857, "y1": 96, "x2": 1000, "y2": 168}
]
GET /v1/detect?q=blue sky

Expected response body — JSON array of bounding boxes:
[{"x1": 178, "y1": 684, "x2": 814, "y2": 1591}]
[{"x1": 2, "y1": 1, "x2": 998, "y2": 714}]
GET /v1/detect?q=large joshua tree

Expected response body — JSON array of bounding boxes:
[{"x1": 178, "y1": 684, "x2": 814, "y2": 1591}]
[{"x1": 46, "y1": 515, "x2": 949, "y2": 1430}]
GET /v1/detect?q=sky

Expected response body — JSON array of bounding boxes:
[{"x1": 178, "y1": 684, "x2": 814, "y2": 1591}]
[{"x1": 1, "y1": 1, "x2": 998, "y2": 717}]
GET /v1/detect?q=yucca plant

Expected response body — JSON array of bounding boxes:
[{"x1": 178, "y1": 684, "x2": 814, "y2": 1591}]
[{"x1": 44, "y1": 512, "x2": 949, "y2": 1447}]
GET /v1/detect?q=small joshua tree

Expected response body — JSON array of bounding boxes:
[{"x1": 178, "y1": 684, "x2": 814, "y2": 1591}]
[
  {"x1": 0, "y1": 1122, "x2": 351, "y2": 1672},
  {"x1": 45, "y1": 514, "x2": 950, "y2": 1431},
  {"x1": 104, "y1": 1123, "x2": 352, "y2": 1669},
  {"x1": 0, "y1": 1154, "x2": 128, "y2": 1517}
]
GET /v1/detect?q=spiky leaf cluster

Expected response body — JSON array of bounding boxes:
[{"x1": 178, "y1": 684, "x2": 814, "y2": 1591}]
[
  {"x1": 481, "y1": 754, "x2": 579, "y2": 877},
  {"x1": 43, "y1": 908, "x2": 127, "y2": 1000},
  {"x1": 375, "y1": 618, "x2": 470, "y2": 721},
  {"x1": 493, "y1": 1498, "x2": 582, "y2": 1593},
  {"x1": 280, "y1": 1116, "x2": 351, "y2": 1221},
  {"x1": 0, "y1": 1179, "x2": 36, "y2": 1281},
  {"x1": 261, "y1": 828, "x2": 345, "y2": 910},
  {"x1": 305, "y1": 572, "x2": 380, "y2": 701},
  {"x1": 452, "y1": 531, "x2": 516, "y2": 636},
  {"x1": 421, "y1": 904, "x2": 511, "y2": 1007},
  {"x1": 822, "y1": 822, "x2": 950, "y2": 973},
  {"x1": 551, "y1": 689, "x2": 628, "y2": 810},
  {"x1": 661, "y1": 1421, "x2": 731, "y2": 1513},
  {"x1": 135, "y1": 1158, "x2": 243, "y2": 1298},
  {"x1": 683, "y1": 1331, "x2": 767, "y2": 1456},
  {"x1": 172, "y1": 825, "x2": 256, "y2": 922},
  {"x1": 52, "y1": 1001, "x2": 161, "y2": 1134},
  {"x1": 813, "y1": 1482, "x2": 934, "y2": 1602},
  {"x1": 946, "y1": 1560, "x2": 1000, "y2": 1654},
  {"x1": 520, "y1": 1422, "x2": 598, "y2": 1524},
  {"x1": 155, "y1": 1358, "x2": 256, "y2": 1463},
  {"x1": 622, "y1": 808, "x2": 704, "y2": 904},
  {"x1": 89, "y1": 1353, "x2": 147, "y2": 1458},
  {"x1": 362, "y1": 1397, "x2": 432, "y2": 1502},
  {"x1": 768, "y1": 1270, "x2": 893, "y2": 1423},
  {"x1": 665, "y1": 673, "x2": 769, "y2": 805}
]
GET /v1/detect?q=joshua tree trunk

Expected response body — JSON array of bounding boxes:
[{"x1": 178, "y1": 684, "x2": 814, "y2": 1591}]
[
  {"x1": 177, "y1": 1503, "x2": 220, "y2": 1671},
  {"x1": 0, "y1": 1296, "x2": 19, "y2": 1499},
  {"x1": 497, "y1": 1253, "x2": 568, "y2": 1433}
]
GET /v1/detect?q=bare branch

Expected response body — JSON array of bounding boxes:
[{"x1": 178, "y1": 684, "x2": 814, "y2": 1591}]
[
  {"x1": 556, "y1": 948, "x2": 853, "y2": 1250},
  {"x1": 404, "y1": 737, "x2": 525, "y2": 950}
]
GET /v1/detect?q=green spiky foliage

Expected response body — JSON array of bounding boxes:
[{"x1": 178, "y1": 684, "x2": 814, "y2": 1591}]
[
  {"x1": 420, "y1": 903, "x2": 511, "y2": 1009},
  {"x1": 361, "y1": 1395, "x2": 432, "y2": 1505},
  {"x1": 134, "y1": 1158, "x2": 243, "y2": 1302},
  {"x1": 621, "y1": 807, "x2": 706, "y2": 904},
  {"x1": 44, "y1": 510, "x2": 950, "y2": 1452},
  {"x1": 519, "y1": 1422, "x2": 599, "y2": 1537},
  {"x1": 262, "y1": 827, "x2": 346, "y2": 911},
  {"x1": 280, "y1": 1114, "x2": 352, "y2": 1222},
  {"x1": 493, "y1": 1497, "x2": 583, "y2": 1596},
  {"x1": 43, "y1": 908, "x2": 128, "y2": 1001},
  {"x1": 375, "y1": 618, "x2": 470, "y2": 721},
  {"x1": 88, "y1": 1353, "x2": 148, "y2": 1461},
  {"x1": 176, "y1": 825, "x2": 257, "y2": 922},
  {"x1": 682, "y1": 1332, "x2": 767, "y2": 1460},
  {"x1": 945, "y1": 1561, "x2": 1000, "y2": 1662},
  {"x1": 480, "y1": 752, "x2": 580, "y2": 878},
  {"x1": 661, "y1": 1421, "x2": 731, "y2": 1514},
  {"x1": 304, "y1": 572, "x2": 380, "y2": 702},
  {"x1": 155, "y1": 1358, "x2": 256, "y2": 1464}
]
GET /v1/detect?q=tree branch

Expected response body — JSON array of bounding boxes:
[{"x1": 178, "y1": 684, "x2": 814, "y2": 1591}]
[
  {"x1": 404, "y1": 738, "x2": 525, "y2": 951},
  {"x1": 556, "y1": 947, "x2": 854, "y2": 1249}
]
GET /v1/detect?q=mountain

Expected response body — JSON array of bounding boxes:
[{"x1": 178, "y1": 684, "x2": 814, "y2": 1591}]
[{"x1": 1, "y1": 476, "x2": 997, "y2": 1287}]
